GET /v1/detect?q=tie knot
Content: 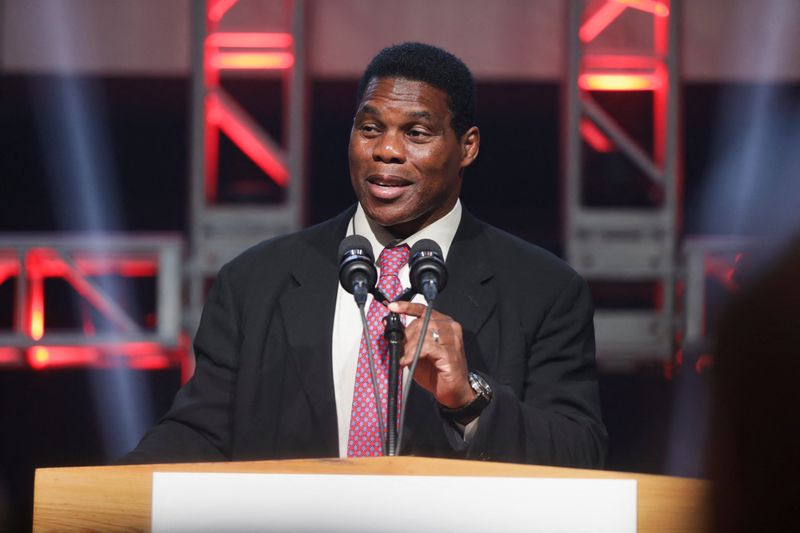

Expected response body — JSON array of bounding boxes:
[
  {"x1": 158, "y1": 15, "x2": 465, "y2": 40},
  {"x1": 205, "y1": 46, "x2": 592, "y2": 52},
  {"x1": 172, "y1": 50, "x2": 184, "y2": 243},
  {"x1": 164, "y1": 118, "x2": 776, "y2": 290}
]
[{"x1": 377, "y1": 244, "x2": 410, "y2": 277}]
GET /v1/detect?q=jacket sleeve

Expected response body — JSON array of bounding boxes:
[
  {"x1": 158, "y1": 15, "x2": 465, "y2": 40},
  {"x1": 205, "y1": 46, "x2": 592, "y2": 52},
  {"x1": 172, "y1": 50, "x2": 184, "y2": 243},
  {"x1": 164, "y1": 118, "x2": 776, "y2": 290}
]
[
  {"x1": 464, "y1": 273, "x2": 607, "y2": 468},
  {"x1": 118, "y1": 264, "x2": 240, "y2": 464}
]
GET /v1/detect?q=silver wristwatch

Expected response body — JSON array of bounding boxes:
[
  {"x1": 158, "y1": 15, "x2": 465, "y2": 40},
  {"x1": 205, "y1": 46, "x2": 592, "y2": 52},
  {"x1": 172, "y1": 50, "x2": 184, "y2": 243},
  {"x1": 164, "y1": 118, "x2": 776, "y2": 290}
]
[{"x1": 440, "y1": 371, "x2": 493, "y2": 425}]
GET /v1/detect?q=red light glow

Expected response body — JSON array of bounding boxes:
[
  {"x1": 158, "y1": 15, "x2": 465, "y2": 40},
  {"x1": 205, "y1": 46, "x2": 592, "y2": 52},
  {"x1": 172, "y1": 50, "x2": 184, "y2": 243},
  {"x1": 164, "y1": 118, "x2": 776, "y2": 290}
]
[
  {"x1": 663, "y1": 361, "x2": 673, "y2": 381},
  {"x1": 208, "y1": 0, "x2": 237, "y2": 22},
  {"x1": 705, "y1": 256, "x2": 740, "y2": 292},
  {"x1": 580, "y1": 119, "x2": 614, "y2": 152},
  {"x1": 207, "y1": 94, "x2": 290, "y2": 187},
  {"x1": 0, "y1": 260, "x2": 16, "y2": 286},
  {"x1": 579, "y1": 73, "x2": 662, "y2": 91},
  {"x1": 204, "y1": 100, "x2": 221, "y2": 202},
  {"x1": 695, "y1": 354, "x2": 714, "y2": 374},
  {"x1": 209, "y1": 52, "x2": 294, "y2": 70},
  {"x1": 583, "y1": 55, "x2": 659, "y2": 70},
  {"x1": 0, "y1": 348, "x2": 21, "y2": 365},
  {"x1": 25, "y1": 345, "x2": 177, "y2": 370},
  {"x1": 36, "y1": 257, "x2": 157, "y2": 278},
  {"x1": 580, "y1": 1, "x2": 627, "y2": 42},
  {"x1": 28, "y1": 346, "x2": 101, "y2": 369},
  {"x1": 29, "y1": 347, "x2": 50, "y2": 369},
  {"x1": 30, "y1": 310, "x2": 44, "y2": 341},
  {"x1": 1, "y1": 248, "x2": 188, "y2": 371},
  {"x1": 206, "y1": 32, "x2": 293, "y2": 49},
  {"x1": 614, "y1": 0, "x2": 669, "y2": 17},
  {"x1": 128, "y1": 355, "x2": 172, "y2": 370},
  {"x1": 28, "y1": 261, "x2": 45, "y2": 341}
]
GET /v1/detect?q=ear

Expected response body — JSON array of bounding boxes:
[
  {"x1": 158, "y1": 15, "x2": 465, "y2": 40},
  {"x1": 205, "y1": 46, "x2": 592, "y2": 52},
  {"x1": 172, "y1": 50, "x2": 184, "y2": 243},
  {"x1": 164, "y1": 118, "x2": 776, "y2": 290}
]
[{"x1": 459, "y1": 126, "x2": 480, "y2": 169}]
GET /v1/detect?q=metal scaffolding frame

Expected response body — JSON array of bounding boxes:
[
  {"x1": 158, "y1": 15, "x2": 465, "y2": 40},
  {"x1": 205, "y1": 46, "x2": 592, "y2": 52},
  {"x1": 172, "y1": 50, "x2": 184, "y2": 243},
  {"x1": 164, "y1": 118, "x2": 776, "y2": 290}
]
[
  {"x1": 564, "y1": 0, "x2": 681, "y2": 365},
  {"x1": 0, "y1": 235, "x2": 183, "y2": 369},
  {"x1": 186, "y1": 0, "x2": 307, "y2": 332},
  {"x1": 681, "y1": 236, "x2": 758, "y2": 357}
]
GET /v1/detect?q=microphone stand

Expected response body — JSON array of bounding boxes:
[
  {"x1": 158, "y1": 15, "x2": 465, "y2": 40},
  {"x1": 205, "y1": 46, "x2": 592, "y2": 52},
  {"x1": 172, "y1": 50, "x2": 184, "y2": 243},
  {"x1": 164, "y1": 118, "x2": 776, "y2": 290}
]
[
  {"x1": 384, "y1": 313, "x2": 404, "y2": 456},
  {"x1": 370, "y1": 287, "x2": 414, "y2": 457}
]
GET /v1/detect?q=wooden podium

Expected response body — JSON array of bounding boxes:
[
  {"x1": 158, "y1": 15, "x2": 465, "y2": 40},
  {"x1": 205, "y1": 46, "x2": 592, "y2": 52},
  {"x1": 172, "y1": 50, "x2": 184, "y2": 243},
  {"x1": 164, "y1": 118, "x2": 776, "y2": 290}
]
[{"x1": 34, "y1": 457, "x2": 710, "y2": 532}]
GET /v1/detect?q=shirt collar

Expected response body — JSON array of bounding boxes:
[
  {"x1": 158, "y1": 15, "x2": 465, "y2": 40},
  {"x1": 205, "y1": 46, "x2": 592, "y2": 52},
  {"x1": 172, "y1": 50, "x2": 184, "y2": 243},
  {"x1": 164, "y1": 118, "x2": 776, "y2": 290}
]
[{"x1": 351, "y1": 200, "x2": 462, "y2": 261}]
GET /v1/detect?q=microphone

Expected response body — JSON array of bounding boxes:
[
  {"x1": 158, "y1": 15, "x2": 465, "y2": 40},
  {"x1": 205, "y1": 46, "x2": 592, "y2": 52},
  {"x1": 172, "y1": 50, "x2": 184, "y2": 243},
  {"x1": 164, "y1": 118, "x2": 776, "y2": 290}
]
[
  {"x1": 409, "y1": 239, "x2": 448, "y2": 303},
  {"x1": 338, "y1": 235, "x2": 377, "y2": 306}
]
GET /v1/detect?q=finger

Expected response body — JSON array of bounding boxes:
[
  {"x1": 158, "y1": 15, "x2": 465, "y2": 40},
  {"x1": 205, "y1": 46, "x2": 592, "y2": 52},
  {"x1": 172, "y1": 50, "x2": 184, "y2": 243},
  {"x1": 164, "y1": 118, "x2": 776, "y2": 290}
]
[
  {"x1": 402, "y1": 311, "x2": 447, "y2": 339},
  {"x1": 399, "y1": 323, "x2": 448, "y2": 366},
  {"x1": 387, "y1": 301, "x2": 428, "y2": 317}
]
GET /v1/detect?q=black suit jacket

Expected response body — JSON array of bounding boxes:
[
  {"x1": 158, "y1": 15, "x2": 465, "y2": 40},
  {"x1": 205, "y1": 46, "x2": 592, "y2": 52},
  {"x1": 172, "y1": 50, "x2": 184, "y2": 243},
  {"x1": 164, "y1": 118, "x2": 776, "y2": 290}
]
[{"x1": 124, "y1": 207, "x2": 607, "y2": 467}]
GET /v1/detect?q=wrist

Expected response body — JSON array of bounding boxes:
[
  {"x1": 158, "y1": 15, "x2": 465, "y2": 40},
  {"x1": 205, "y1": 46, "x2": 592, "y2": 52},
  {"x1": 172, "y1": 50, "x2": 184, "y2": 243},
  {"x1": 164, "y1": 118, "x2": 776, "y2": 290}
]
[
  {"x1": 439, "y1": 371, "x2": 492, "y2": 425},
  {"x1": 441, "y1": 382, "x2": 477, "y2": 410}
]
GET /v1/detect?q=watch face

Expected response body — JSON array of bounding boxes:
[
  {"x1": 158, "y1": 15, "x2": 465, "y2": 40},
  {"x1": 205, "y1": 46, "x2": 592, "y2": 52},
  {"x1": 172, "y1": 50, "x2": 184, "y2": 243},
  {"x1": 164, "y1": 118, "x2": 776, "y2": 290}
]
[{"x1": 468, "y1": 372, "x2": 492, "y2": 399}]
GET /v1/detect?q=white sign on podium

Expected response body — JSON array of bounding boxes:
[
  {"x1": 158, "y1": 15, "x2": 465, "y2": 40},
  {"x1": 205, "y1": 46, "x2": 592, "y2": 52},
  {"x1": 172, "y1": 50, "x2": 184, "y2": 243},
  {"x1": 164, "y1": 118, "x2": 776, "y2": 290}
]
[{"x1": 152, "y1": 472, "x2": 636, "y2": 532}]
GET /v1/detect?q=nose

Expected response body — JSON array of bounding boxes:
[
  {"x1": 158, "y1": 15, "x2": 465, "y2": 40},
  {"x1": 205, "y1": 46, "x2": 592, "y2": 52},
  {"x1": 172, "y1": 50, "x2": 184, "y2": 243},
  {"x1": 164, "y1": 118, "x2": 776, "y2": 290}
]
[{"x1": 372, "y1": 131, "x2": 405, "y2": 164}]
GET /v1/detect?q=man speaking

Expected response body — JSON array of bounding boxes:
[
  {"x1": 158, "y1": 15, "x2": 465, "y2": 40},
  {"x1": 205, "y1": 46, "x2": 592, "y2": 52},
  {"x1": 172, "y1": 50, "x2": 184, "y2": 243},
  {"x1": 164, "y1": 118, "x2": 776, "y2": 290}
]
[{"x1": 124, "y1": 42, "x2": 607, "y2": 467}]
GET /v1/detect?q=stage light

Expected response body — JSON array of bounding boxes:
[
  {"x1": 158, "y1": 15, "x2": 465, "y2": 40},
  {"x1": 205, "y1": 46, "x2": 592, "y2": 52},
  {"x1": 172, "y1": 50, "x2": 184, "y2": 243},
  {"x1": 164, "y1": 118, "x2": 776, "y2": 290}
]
[
  {"x1": 28, "y1": 261, "x2": 45, "y2": 341},
  {"x1": 206, "y1": 32, "x2": 293, "y2": 49},
  {"x1": 29, "y1": 347, "x2": 50, "y2": 369},
  {"x1": 209, "y1": 52, "x2": 294, "y2": 70},
  {"x1": 579, "y1": 73, "x2": 662, "y2": 91}
]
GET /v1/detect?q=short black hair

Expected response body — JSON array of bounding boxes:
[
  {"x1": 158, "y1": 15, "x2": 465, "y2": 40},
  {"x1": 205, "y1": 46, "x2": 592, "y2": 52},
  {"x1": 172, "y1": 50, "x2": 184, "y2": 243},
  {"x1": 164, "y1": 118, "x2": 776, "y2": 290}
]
[{"x1": 356, "y1": 42, "x2": 477, "y2": 138}]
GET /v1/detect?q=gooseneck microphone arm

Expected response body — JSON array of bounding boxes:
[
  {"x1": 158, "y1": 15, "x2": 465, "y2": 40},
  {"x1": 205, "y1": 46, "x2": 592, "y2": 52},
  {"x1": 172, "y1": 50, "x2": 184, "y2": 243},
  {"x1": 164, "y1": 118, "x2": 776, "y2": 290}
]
[
  {"x1": 397, "y1": 239, "x2": 448, "y2": 455},
  {"x1": 339, "y1": 235, "x2": 386, "y2": 454}
]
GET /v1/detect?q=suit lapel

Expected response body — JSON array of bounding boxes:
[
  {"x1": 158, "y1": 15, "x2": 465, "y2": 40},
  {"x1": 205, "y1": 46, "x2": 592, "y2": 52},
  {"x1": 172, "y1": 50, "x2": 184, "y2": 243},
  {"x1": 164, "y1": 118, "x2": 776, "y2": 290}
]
[
  {"x1": 402, "y1": 209, "x2": 497, "y2": 453},
  {"x1": 278, "y1": 209, "x2": 353, "y2": 422},
  {"x1": 434, "y1": 209, "x2": 496, "y2": 369}
]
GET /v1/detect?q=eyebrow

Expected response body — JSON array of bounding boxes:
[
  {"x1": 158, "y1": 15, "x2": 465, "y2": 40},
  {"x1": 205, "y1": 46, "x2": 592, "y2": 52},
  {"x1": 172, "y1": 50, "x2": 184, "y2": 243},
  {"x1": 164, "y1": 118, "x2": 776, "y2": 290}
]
[
  {"x1": 358, "y1": 105, "x2": 433, "y2": 121},
  {"x1": 407, "y1": 110, "x2": 432, "y2": 120},
  {"x1": 360, "y1": 105, "x2": 381, "y2": 116}
]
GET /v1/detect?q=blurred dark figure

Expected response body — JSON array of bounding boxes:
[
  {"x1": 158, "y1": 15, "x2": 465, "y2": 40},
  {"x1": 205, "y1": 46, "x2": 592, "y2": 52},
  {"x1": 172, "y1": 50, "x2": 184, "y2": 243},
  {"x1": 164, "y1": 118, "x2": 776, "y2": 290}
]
[{"x1": 710, "y1": 237, "x2": 800, "y2": 531}]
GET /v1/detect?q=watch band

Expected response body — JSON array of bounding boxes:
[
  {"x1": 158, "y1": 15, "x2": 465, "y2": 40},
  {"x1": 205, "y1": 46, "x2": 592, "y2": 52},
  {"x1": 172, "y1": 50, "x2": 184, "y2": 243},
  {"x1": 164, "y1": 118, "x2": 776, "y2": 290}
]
[{"x1": 440, "y1": 371, "x2": 492, "y2": 425}]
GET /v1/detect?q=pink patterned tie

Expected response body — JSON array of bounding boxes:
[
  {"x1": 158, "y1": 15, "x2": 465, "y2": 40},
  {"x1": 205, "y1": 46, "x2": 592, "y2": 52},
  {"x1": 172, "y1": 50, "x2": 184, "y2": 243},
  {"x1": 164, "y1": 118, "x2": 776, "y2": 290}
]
[{"x1": 347, "y1": 244, "x2": 410, "y2": 457}]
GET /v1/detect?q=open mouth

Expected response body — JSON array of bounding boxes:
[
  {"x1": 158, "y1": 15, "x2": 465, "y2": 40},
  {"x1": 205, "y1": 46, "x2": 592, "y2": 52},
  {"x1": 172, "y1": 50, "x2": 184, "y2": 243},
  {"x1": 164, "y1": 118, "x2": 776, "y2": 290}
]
[
  {"x1": 366, "y1": 175, "x2": 412, "y2": 200},
  {"x1": 367, "y1": 175, "x2": 412, "y2": 188}
]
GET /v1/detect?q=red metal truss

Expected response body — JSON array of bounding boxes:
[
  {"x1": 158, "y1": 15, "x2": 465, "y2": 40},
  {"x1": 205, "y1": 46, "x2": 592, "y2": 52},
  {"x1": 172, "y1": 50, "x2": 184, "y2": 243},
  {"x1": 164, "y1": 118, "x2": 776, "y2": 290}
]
[
  {"x1": 0, "y1": 245, "x2": 187, "y2": 375},
  {"x1": 206, "y1": 89, "x2": 290, "y2": 188},
  {"x1": 203, "y1": 0, "x2": 295, "y2": 198},
  {"x1": 577, "y1": 0, "x2": 672, "y2": 182}
]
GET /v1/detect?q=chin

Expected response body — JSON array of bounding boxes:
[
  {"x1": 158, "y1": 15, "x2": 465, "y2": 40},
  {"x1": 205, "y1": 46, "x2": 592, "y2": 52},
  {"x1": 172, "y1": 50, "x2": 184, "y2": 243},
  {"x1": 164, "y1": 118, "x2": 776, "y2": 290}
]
[{"x1": 361, "y1": 200, "x2": 399, "y2": 221}]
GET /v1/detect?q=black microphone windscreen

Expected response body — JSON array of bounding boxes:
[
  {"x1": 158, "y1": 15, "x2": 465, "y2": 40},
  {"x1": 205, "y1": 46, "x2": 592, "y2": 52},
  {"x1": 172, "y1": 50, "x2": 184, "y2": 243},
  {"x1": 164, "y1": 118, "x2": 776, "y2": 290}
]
[
  {"x1": 410, "y1": 238, "x2": 443, "y2": 259},
  {"x1": 410, "y1": 238, "x2": 447, "y2": 298},
  {"x1": 339, "y1": 234, "x2": 374, "y2": 262}
]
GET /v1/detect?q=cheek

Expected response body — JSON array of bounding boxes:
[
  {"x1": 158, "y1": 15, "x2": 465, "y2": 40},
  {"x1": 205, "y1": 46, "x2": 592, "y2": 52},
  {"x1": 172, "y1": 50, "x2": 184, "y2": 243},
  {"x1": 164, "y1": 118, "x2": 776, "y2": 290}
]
[
  {"x1": 349, "y1": 140, "x2": 371, "y2": 168},
  {"x1": 407, "y1": 147, "x2": 447, "y2": 174},
  {"x1": 408, "y1": 140, "x2": 460, "y2": 169}
]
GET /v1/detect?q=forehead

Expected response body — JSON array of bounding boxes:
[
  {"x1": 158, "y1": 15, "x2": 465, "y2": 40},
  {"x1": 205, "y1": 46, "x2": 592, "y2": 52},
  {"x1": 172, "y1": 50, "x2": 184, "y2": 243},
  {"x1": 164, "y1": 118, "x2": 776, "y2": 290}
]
[{"x1": 358, "y1": 77, "x2": 451, "y2": 119}]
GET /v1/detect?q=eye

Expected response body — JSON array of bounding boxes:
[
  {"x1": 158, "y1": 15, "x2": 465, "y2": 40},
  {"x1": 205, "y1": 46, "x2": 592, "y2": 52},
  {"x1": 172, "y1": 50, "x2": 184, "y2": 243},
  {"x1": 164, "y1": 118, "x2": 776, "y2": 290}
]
[
  {"x1": 407, "y1": 128, "x2": 431, "y2": 140},
  {"x1": 359, "y1": 123, "x2": 381, "y2": 137}
]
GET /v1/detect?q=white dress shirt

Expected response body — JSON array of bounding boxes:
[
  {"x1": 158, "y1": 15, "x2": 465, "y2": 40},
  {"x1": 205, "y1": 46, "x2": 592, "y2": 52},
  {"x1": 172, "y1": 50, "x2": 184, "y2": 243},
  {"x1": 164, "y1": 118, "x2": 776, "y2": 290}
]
[{"x1": 332, "y1": 200, "x2": 467, "y2": 457}]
